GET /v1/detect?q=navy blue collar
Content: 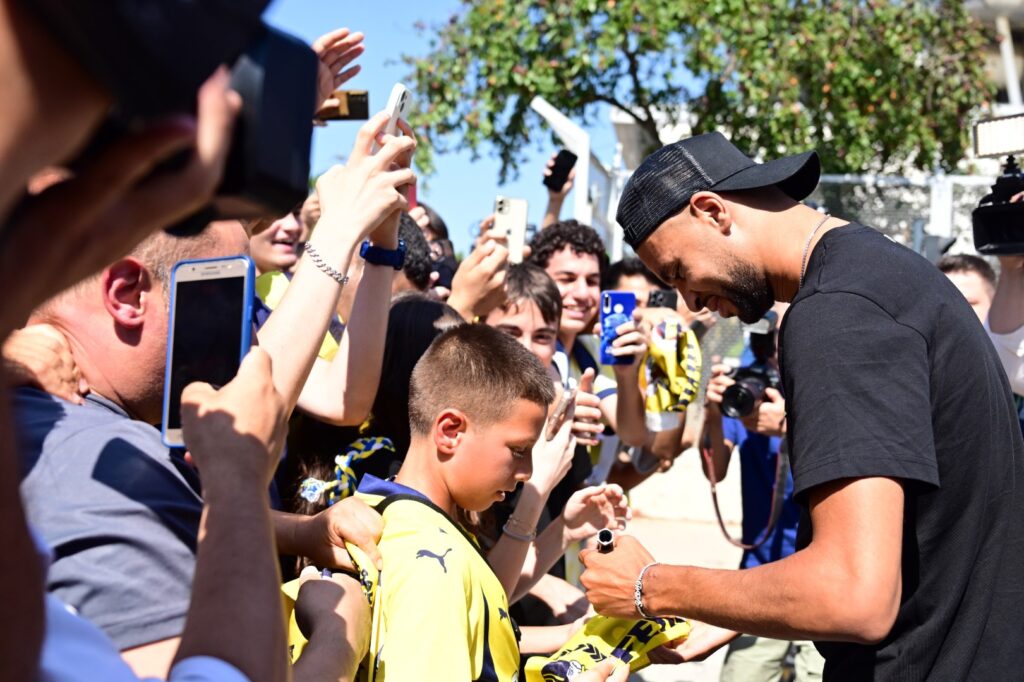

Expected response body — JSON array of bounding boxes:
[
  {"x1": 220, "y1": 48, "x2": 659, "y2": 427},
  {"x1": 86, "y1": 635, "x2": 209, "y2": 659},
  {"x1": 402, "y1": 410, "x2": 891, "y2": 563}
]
[{"x1": 357, "y1": 473, "x2": 428, "y2": 501}]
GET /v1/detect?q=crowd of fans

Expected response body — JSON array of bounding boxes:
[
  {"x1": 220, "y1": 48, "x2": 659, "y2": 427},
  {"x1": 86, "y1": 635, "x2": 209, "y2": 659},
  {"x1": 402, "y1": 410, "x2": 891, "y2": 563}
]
[{"x1": 2, "y1": 5, "x2": 1023, "y2": 682}]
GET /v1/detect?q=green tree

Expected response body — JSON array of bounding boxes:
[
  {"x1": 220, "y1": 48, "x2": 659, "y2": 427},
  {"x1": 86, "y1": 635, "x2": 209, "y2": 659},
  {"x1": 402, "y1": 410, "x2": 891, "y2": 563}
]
[{"x1": 404, "y1": 0, "x2": 992, "y2": 180}]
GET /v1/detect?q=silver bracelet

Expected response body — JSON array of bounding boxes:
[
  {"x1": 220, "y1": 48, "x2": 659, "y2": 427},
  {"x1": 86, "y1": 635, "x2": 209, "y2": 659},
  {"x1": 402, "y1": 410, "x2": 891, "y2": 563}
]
[
  {"x1": 501, "y1": 518, "x2": 537, "y2": 542},
  {"x1": 634, "y1": 562, "x2": 659, "y2": 619},
  {"x1": 304, "y1": 242, "x2": 349, "y2": 285}
]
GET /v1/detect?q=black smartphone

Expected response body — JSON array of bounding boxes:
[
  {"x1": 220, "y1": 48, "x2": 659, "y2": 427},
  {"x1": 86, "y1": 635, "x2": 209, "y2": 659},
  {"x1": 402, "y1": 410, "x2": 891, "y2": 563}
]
[
  {"x1": 543, "y1": 149, "x2": 578, "y2": 192},
  {"x1": 161, "y1": 256, "x2": 255, "y2": 447},
  {"x1": 647, "y1": 289, "x2": 679, "y2": 309}
]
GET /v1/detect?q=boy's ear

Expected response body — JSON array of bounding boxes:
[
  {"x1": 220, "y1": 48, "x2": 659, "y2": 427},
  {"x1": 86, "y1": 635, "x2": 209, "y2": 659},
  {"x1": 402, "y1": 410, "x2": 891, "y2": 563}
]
[{"x1": 434, "y1": 408, "x2": 468, "y2": 456}]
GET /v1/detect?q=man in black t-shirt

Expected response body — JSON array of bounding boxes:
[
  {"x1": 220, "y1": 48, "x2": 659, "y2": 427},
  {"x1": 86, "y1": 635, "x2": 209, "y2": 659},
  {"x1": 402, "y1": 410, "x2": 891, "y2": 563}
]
[{"x1": 578, "y1": 132, "x2": 1024, "y2": 680}]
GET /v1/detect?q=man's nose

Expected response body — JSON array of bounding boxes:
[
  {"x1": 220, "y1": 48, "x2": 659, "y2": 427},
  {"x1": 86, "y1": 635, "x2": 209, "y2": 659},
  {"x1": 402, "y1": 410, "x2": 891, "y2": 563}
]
[
  {"x1": 682, "y1": 289, "x2": 702, "y2": 312},
  {"x1": 571, "y1": 278, "x2": 590, "y2": 299}
]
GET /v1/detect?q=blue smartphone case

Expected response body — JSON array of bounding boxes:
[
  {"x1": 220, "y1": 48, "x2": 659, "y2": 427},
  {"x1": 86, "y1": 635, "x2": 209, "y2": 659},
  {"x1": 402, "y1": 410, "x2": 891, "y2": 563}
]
[
  {"x1": 161, "y1": 255, "x2": 255, "y2": 447},
  {"x1": 600, "y1": 291, "x2": 637, "y2": 365}
]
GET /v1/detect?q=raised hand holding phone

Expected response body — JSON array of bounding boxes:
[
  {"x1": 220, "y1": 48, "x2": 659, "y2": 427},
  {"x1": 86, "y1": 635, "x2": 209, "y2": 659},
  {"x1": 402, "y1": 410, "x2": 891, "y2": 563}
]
[
  {"x1": 312, "y1": 111, "x2": 416, "y2": 263},
  {"x1": 162, "y1": 256, "x2": 255, "y2": 447}
]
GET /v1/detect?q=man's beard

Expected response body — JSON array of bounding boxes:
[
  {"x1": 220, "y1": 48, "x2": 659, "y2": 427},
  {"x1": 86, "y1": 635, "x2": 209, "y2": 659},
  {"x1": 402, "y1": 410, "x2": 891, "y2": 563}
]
[{"x1": 725, "y1": 260, "x2": 774, "y2": 323}]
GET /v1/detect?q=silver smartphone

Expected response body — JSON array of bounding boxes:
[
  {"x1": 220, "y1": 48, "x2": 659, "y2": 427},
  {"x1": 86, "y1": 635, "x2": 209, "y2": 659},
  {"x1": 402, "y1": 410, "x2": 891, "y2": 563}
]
[
  {"x1": 493, "y1": 195, "x2": 528, "y2": 264},
  {"x1": 161, "y1": 256, "x2": 255, "y2": 447}
]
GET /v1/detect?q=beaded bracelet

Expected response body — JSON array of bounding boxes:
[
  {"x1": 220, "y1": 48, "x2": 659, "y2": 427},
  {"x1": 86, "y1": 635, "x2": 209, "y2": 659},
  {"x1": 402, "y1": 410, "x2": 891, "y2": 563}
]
[{"x1": 634, "y1": 562, "x2": 659, "y2": 619}]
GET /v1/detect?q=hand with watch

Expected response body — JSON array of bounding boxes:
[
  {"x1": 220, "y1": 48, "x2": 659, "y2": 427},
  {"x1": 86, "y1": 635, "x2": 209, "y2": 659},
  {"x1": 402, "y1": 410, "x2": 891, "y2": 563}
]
[{"x1": 304, "y1": 110, "x2": 416, "y2": 283}]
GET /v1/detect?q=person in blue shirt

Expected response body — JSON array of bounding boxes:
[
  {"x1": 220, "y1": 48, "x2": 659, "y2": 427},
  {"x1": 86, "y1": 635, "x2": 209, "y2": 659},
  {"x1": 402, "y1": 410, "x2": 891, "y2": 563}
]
[{"x1": 699, "y1": 305, "x2": 825, "y2": 682}]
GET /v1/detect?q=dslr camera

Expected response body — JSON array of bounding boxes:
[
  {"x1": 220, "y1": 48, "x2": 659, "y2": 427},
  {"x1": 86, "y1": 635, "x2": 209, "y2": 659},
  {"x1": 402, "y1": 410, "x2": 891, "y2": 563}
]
[
  {"x1": 721, "y1": 310, "x2": 783, "y2": 419},
  {"x1": 972, "y1": 113, "x2": 1024, "y2": 255}
]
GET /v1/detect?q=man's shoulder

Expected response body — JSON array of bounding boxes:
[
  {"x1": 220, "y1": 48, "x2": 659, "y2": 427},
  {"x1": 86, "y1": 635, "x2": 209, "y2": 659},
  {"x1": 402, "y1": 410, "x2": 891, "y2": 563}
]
[
  {"x1": 16, "y1": 389, "x2": 169, "y2": 469},
  {"x1": 16, "y1": 389, "x2": 200, "y2": 514}
]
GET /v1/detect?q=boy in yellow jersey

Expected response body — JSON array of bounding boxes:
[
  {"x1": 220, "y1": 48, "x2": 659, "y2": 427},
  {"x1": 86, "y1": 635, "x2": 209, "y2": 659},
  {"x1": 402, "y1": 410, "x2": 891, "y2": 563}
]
[{"x1": 351, "y1": 324, "x2": 556, "y2": 681}]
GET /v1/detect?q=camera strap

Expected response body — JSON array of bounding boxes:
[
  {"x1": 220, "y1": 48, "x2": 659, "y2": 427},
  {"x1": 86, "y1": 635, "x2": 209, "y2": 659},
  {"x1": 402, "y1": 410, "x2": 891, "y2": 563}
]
[{"x1": 700, "y1": 437, "x2": 789, "y2": 551}]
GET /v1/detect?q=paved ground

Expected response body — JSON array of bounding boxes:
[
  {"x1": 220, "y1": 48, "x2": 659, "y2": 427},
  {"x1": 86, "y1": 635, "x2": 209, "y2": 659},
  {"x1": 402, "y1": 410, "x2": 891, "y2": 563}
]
[{"x1": 618, "y1": 446, "x2": 746, "y2": 682}]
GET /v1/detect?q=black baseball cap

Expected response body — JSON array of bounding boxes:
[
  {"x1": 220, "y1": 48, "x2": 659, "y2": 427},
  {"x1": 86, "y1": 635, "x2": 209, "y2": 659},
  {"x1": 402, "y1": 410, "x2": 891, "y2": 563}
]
[{"x1": 616, "y1": 132, "x2": 821, "y2": 249}]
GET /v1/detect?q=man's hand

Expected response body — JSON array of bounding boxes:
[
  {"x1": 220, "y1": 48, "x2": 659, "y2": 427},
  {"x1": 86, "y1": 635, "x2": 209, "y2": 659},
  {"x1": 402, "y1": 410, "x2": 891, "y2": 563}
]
[
  {"x1": 313, "y1": 112, "x2": 416, "y2": 256},
  {"x1": 312, "y1": 28, "x2": 365, "y2": 107},
  {"x1": 703, "y1": 362, "x2": 735, "y2": 418},
  {"x1": 579, "y1": 534, "x2": 656, "y2": 619},
  {"x1": 532, "y1": 405, "x2": 577, "y2": 493},
  {"x1": 2, "y1": 324, "x2": 87, "y2": 404},
  {"x1": 543, "y1": 151, "x2": 575, "y2": 200},
  {"x1": 298, "y1": 497, "x2": 384, "y2": 572},
  {"x1": 180, "y1": 348, "x2": 287, "y2": 496},
  {"x1": 740, "y1": 387, "x2": 786, "y2": 437},
  {"x1": 572, "y1": 369, "x2": 604, "y2": 447},
  {"x1": 448, "y1": 238, "x2": 510, "y2": 320},
  {"x1": 534, "y1": 576, "x2": 590, "y2": 624},
  {"x1": 647, "y1": 622, "x2": 739, "y2": 664},
  {"x1": 293, "y1": 567, "x2": 371, "y2": 682},
  {"x1": 573, "y1": 659, "x2": 629, "y2": 682},
  {"x1": 563, "y1": 485, "x2": 630, "y2": 544},
  {"x1": 1, "y1": 68, "x2": 239, "y2": 336},
  {"x1": 607, "y1": 309, "x2": 651, "y2": 371}
]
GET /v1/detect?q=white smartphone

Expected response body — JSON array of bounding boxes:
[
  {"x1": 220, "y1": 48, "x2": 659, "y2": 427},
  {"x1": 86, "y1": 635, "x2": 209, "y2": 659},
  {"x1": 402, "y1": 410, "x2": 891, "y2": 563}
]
[
  {"x1": 161, "y1": 256, "x2": 255, "y2": 447},
  {"x1": 493, "y1": 195, "x2": 528, "y2": 264},
  {"x1": 372, "y1": 83, "x2": 412, "y2": 153}
]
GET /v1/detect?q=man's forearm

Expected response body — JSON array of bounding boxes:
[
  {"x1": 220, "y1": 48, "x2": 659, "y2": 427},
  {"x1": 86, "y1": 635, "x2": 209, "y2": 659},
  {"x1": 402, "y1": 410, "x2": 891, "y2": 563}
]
[
  {"x1": 644, "y1": 546, "x2": 892, "y2": 644},
  {"x1": 612, "y1": 370, "x2": 648, "y2": 447},
  {"x1": 989, "y1": 267, "x2": 1024, "y2": 334},
  {"x1": 541, "y1": 196, "x2": 564, "y2": 229},
  {"x1": 258, "y1": 236, "x2": 358, "y2": 413},
  {"x1": 321, "y1": 262, "x2": 392, "y2": 422},
  {"x1": 174, "y1": 495, "x2": 288, "y2": 682}
]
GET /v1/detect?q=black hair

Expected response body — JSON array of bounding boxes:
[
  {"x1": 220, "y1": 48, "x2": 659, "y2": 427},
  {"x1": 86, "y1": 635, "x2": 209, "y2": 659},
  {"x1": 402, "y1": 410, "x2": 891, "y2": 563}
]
[
  {"x1": 936, "y1": 254, "x2": 996, "y2": 288},
  {"x1": 603, "y1": 257, "x2": 666, "y2": 291},
  {"x1": 398, "y1": 212, "x2": 434, "y2": 290},
  {"x1": 526, "y1": 219, "x2": 609, "y2": 276}
]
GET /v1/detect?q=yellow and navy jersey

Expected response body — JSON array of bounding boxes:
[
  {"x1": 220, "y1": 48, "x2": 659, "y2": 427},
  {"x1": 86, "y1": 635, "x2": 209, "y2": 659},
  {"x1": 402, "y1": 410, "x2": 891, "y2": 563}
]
[
  {"x1": 350, "y1": 475, "x2": 520, "y2": 682},
  {"x1": 553, "y1": 335, "x2": 619, "y2": 400},
  {"x1": 255, "y1": 271, "x2": 344, "y2": 361}
]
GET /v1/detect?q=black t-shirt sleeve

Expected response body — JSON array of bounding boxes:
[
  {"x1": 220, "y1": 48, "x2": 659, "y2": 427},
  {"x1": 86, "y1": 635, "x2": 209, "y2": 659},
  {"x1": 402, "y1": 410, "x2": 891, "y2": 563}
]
[{"x1": 782, "y1": 291, "x2": 940, "y2": 498}]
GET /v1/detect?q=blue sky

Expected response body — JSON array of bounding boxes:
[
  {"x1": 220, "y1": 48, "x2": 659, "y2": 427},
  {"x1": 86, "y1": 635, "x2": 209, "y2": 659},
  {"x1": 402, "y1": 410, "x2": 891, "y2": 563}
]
[{"x1": 265, "y1": 0, "x2": 620, "y2": 256}]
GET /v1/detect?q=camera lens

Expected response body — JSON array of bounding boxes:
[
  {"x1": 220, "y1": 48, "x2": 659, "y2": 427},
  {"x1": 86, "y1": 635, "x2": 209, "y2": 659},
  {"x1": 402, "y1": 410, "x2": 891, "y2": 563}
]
[{"x1": 721, "y1": 377, "x2": 767, "y2": 418}]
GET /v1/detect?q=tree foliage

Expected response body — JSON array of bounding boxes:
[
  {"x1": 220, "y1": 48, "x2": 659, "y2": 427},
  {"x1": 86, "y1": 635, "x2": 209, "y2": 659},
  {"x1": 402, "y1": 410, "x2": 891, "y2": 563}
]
[{"x1": 404, "y1": 0, "x2": 992, "y2": 180}]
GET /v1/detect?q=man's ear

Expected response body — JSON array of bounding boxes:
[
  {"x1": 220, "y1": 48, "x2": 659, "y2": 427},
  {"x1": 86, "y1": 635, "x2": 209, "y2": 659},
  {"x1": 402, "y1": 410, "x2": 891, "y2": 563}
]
[
  {"x1": 433, "y1": 408, "x2": 468, "y2": 456},
  {"x1": 689, "y1": 192, "x2": 733, "y2": 235},
  {"x1": 101, "y1": 258, "x2": 154, "y2": 329}
]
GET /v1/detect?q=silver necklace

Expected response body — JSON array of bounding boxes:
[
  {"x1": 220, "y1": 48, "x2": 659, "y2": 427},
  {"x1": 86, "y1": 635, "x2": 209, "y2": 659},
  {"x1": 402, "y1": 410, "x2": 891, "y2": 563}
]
[{"x1": 799, "y1": 213, "x2": 831, "y2": 289}]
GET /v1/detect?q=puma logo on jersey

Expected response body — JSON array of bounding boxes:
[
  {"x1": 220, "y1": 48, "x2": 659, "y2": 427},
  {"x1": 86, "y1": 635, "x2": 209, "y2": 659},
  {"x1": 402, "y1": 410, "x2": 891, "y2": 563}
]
[
  {"x1": 498, "y1": 607, "x2": 509, "y2": 621},
  {"x1": 415, "y1": 547, "x2": 453, "y2": 573}
]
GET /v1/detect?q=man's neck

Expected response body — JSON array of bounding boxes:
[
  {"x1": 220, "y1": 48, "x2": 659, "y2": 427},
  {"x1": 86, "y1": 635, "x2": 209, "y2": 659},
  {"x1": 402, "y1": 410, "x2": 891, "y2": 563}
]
[
  {"x1": 37, "y1": 317, "x2": 152, "y2": 423},
  {"x1": 758, "y1": 206, "x2": 847, "y2": 303},
  {"x1": 394, "y1": 438, "x2": 456, "y2": 517},
  {"x1": 557, "y1": 330, "x2": 577, "y2": 351}
]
